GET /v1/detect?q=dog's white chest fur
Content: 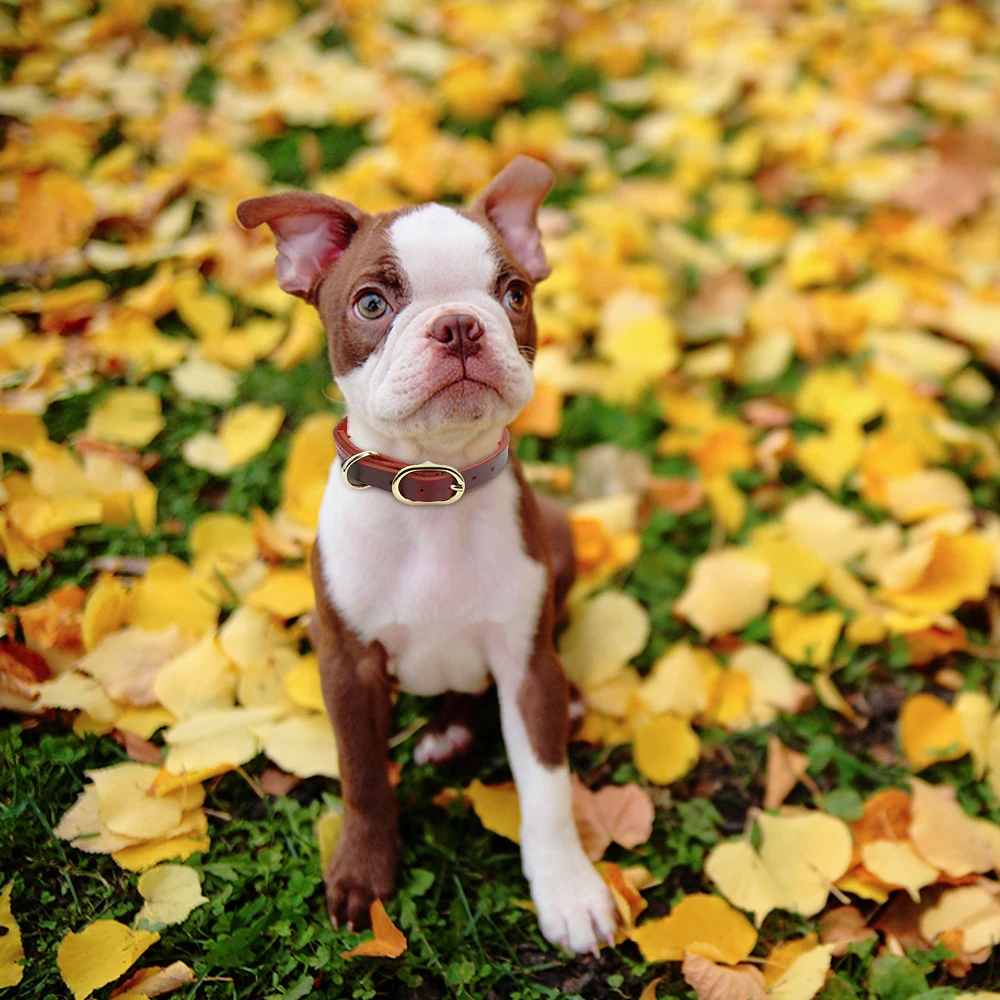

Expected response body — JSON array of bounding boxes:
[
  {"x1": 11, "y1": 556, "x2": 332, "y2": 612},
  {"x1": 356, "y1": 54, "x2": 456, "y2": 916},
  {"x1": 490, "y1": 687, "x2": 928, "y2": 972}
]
[{"x1": 317, "y1": 463, "x2": 546, "y2": 697}]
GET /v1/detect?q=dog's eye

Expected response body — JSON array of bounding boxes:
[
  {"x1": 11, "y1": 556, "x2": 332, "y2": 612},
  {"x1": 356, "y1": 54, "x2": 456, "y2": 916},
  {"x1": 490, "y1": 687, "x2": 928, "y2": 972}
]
[
  {"x1": 354, "y1": 291, "x2": 388, "y2": 320},
  {"x1": 503, "y1": 283, "x2": 529, "y2": 314}
]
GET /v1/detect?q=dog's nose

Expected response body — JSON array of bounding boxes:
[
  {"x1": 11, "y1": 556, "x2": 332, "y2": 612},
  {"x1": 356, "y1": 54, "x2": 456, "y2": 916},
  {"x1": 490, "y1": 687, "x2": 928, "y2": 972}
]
[{"x1": 427, "y1": 313, "x2": 484, "y2": 358}]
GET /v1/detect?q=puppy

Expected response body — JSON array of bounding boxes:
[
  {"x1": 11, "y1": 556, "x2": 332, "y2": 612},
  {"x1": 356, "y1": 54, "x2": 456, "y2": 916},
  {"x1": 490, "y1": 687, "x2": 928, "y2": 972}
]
[{"x1": 236, "y1": 156, "x2": 617, "y2": 954}]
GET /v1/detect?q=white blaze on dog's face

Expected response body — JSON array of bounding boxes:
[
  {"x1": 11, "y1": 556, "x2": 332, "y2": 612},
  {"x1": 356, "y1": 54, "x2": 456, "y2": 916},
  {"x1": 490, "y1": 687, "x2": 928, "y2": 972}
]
[
  {"x1": 236, "y1": 156, "x2": 555, "y2": 450},
  {"x1": 339, "y1": 203, "x2": 535, "y2": 440}
]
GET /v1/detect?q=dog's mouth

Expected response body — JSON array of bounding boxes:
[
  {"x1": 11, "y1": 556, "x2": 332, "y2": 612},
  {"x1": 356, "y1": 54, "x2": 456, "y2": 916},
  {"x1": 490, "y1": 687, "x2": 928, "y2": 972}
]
[{"x1": 424, "y1": 376, "x2": 502, "y2": 404}]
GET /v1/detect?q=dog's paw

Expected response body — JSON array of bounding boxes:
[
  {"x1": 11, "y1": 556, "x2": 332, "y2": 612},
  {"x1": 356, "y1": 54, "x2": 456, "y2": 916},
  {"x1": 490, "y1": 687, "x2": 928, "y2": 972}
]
[
  {"x1": 324, "y1": 829, "x2": 398, "y2": 931},
  {"x1": 413, "y1": 722, "x2": 474, "y2": 766},
  {"x1": 529, "y1": 856, "x2": 617, "y2": 954}
]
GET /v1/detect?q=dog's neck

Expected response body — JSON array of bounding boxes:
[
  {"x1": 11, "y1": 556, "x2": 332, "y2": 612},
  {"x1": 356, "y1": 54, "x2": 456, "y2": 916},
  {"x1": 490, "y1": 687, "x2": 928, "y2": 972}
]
[{"x1": 341, "y1": 410, "x2": 510, "y2": 469}]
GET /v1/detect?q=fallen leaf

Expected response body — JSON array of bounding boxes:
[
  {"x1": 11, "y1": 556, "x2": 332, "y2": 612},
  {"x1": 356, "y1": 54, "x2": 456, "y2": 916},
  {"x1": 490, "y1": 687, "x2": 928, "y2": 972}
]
[
  {"x1": 57, "y1": 920, "x2": 159, "y2": 1000},
  {"x1": 559, "y1": 589, "x2": 650, "y2": 687},
  {"x1": 633, "y1": 714, "x2": 701, "y2": 785},
  {"x1": 110, "y1": 961, "x2": 195, "y2": 998},
  {"x1": 860, "y1": 840, "x2": 940, "y2": 902},
  {"x1": 629, "y1": 893, "x2": 758, "y2": 963},
  {"x1": 341, "y1": 899, "x2": 407, "y2": 959},
  {"x1": 675, "y1": 549, "x2": 771, "y2": 638},
  {"x1": 920, "y1": 884, "x2": 1000, "y2": 954},
  {"x1": 681, "y1": 952, "x2": 768, "y2": 1000},
  {"x1": 769, "y1": 607, "x2": 843, "y2": 667},
  {"x1": 706, "y1": 810, "x2": 853, "y2": 925},
  {"x1": 764, "y1": 734, "x2": 810, "y2": 810},
  {"x1": 0, "y1": 882, "x2": 25, "y2": 988},
  {"x1": 818, "y1": 906, "x2": 878, "y2": 956},
  {"x1": 767, "y1": 944, "x2": 834, "y2": 1000},
  {"x1": 135, "y1": 864, "x2": 207, "y2": 927},
  {"x1": 572, "y1": 779, "x2": 654, "y2": 861},
  {"x1": 899, "y1": 693, "x2": 970, "y2": 771},
  {"x1": 85, "y1": 389, "x2": 165, "y2": 448},
  {"x1": 909, "y1": 778, "x2": 999, "y2": 877},
  {"x1": 465, "y1": 779, "x2": 521, "y2": 843}
]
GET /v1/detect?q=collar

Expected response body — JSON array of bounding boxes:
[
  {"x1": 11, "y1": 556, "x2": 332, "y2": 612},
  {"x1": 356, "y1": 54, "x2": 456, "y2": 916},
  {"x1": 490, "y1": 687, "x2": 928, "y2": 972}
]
[{"x1": 333, "y1": 417, "x2": 510, "y2": 505}]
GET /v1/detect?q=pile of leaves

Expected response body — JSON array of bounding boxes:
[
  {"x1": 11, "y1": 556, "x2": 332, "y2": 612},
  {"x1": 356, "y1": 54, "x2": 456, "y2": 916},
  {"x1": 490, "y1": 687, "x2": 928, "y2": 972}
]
[{"x1": 4, "y1": 1, "x2": 1000, "y2": 998}]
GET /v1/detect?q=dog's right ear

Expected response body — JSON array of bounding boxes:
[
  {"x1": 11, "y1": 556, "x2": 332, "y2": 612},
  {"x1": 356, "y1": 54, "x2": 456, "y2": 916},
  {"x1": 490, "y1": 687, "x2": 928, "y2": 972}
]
[{"x1": 236, "y1": 192, "x2": 367, "y2": 301}]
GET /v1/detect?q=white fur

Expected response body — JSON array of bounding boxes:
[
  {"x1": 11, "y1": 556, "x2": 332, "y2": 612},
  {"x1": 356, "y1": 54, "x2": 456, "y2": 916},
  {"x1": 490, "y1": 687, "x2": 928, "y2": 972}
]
[
  {"x1": 337, "y1": 205, "x2": 535, "y2": 447},
  {"x1": 315, "y1": 203, "x2": 614, "y2": 952}
]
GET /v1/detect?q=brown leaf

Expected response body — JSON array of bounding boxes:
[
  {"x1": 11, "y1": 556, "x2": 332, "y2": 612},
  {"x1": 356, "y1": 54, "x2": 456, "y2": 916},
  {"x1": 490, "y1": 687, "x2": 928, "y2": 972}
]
[
  {"x1": 681, "y1": 271, "x2": 753, "y2": 340},
  {"x1": 647, "y1": 476, "x2": 704, "y2": 514},
  {"x1": 741, "y1": 400, "x2": 793, "y2": 428},
  {"x1": 572, "y1": 778, "x2": 654, "y2": 861},
  {"x1": 15, "y1": 584, "x2": 85, "y2": 652},
  {"x1": 0, "y1": 640, "x2": 51, "y2": 709},
  {"x1": 258, "y1": 768, "x2": 301, "y2": 797},
  {"x1": 764, "y1": 734, "x2": 809, "y2": 810},
  {"x1": 894, "y1": 129, "x2": 998, "y2": 227},
  {"x1": 681, "y1": 952, "x2": 768, "y2": 1000},
  {"x1": 818, "y1": 906, "x2": 878, "y2": 957},
  {"x1": 111, "y1": 730, "x2": 163, "y2": 765},
  {"x1": 110, "y1": 961, "x2": 195, "y2": 998}
]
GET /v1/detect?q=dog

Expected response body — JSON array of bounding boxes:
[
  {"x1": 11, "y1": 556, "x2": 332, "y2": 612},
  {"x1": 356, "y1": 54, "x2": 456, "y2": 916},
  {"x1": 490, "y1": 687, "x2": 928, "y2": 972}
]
[{"x1": 236, "y1": 156, "x2": 617, "y2": 954}]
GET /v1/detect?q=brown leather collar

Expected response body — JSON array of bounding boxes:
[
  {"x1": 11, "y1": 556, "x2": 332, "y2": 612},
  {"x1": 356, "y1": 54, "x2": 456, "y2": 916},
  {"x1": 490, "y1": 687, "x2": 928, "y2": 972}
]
[{"x1": 333, "y1": 417, "x2": 510, "y2": 505}]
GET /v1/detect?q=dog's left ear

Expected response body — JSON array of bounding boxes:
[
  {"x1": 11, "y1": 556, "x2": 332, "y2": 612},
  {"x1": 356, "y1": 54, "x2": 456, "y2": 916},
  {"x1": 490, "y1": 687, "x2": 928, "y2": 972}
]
[
  {"x1": 474, "y1": 156, "x2": 555, "y2": 283},
  {"x1": 236, "y1": 191, "x2": 367, "y2": 301}
]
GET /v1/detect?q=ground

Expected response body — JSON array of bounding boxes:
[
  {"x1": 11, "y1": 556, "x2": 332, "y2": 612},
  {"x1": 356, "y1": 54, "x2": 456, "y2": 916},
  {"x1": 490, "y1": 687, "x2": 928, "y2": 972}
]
[{"x1": 3, "y1": 2, "x2": 1000, "y2": 999}]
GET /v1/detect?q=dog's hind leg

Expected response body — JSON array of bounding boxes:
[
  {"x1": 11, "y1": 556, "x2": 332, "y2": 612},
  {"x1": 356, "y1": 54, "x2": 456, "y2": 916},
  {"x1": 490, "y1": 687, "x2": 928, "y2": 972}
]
[{"x1": 413, "y1": 692, "x2": 482, "y2": 766}]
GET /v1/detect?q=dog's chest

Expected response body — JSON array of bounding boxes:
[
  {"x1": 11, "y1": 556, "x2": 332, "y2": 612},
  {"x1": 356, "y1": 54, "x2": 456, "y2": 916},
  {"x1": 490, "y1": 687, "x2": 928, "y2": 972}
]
[{"x1": 317, "y1": 464, "x2": 547, "y2": 696}]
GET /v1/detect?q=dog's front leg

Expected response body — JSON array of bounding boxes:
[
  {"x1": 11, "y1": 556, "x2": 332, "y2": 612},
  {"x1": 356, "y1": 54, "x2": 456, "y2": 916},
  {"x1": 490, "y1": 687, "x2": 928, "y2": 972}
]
[
  {"x1": 494, "y1": 640, "x2": 617, "y2": 954},
  {"x1": 312, "y1": 552, "x2": 399, "y2": 931}
]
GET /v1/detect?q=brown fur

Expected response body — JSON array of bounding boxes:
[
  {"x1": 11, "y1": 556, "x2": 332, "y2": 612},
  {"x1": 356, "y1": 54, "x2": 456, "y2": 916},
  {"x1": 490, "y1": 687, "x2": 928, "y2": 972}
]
[{"x1": 310, "y1": 545, "x2": 399, "y2": 929}]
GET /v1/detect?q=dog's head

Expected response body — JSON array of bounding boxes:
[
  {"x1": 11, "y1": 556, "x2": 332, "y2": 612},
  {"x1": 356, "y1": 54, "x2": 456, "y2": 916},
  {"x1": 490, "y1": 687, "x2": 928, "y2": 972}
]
[{"x1": 237, "y1": 156, "x2": 554, "y2": 445}]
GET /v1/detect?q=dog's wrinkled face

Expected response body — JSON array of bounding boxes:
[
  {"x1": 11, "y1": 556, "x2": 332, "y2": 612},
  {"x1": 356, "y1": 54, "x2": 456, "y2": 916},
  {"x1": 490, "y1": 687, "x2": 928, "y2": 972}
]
[{"x1": 236, "y1": 156, "x2": 554, "y2": 445}]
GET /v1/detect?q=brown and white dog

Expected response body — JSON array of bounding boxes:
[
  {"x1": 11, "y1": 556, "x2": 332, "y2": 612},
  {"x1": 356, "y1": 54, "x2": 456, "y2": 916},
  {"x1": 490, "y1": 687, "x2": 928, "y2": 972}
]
[{"x1": 236, "y1": 157, "x2": 617, "y2": 954}]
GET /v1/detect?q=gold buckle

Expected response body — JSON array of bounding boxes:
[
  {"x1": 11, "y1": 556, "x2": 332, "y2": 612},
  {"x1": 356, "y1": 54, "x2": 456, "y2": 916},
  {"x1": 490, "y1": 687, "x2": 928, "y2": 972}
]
[
  {"x1": 391, "y1": 462, "x2": 466, "y2": 505},
  {"x1": 341, "y1": 450, "x2": 376, "y2": 490}
]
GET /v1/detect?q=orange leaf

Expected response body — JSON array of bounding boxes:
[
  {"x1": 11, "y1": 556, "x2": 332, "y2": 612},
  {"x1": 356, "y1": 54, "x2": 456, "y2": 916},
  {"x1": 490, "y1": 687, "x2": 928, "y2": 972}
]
[
  {"x1": 572, "y1": 778, "x2": 654, "y2": 861},
  {"x1": 340, "y1": 900, "x2": 407, "y2": 959}
]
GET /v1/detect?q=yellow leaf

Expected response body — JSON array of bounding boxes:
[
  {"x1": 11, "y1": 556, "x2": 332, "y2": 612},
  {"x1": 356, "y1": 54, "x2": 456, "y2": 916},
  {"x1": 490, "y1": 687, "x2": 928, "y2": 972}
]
[
  {"x1": 279, "y1": 414, "x2": 337, "y2": 532},
  {"x1": 154, "y1": 634, "x2": 237, "y2": 720},
  {"x1": 633, "y1": 715, "x2": 701, "y2": 785},
  {"x1": 795, "y1": 368, "x2": 881, "y2": 427},
  {"x1": 954, "y1": 691, "x2": 993, "y2": 780},
  {"x1": 745, "y1": 530, "x2": 826, "y2": 605},
  {"x1": 182, "y1": 404, "x2": 284, "y2": 474},
  {"x1": 769, "y1": 608, "x2": 844, "y2": 667},
  {"x1": 127, "y1": 556, "x2": 220, "y2": 638},
  {"x1": 340, "y1": 900, "x2": 407, "y2": 959},
  {"x1": 920, "y1": 884, "x2": 1000, "y2": 954},
  {"x1": 174, "y1": 273, "x2": 232, "y2": 341},
  {"x1": 316, "y1": 810, "x2": 343, "y2": 872},
  {"x1": 80, "y1": 625, "x2": 188, "y2": 708},
  {"x1": 705, "y1": 811, "x2": 853, "y2": 925},
  {"x1": 510, "y1": 380, "x2": 563, "y2": 438},
  {"x1": 284, "y1": 654, "x2": 325, "y2": 711},
  {"x1": 796, "y1": 423, "x2": 865, "y2": 492},
  {"x1": 909, "y1": 778, "x2": 999, "y2": 878},
  {"x1": 675, "y1": 549, "x2": 771, "y2": 638},
  {"x1": 89, "y1": 762, "x2": 201, "y2": 840},
  {"x1": 0, "y1": 409, "x2": 47, "y2": 455},
  {"x1": 768, "y1": 944, "x2": 834, "y2": 1000},
  {"x1": 163, "y1": 706, "x2": 282, "y2": 775},
  {"x1": 0, "y1": 882, "x2": 25, "y2": 988},
  {"x1": 255, "y1": 713, "x2": 339, "y2": 778},
  {"x1": 704, "y1": 475, "x2": 746, "y2": 535},
  {"x1": 729, "y1": 644, "x2": 811, "y2": 725},
  {"x1": 57, "y1": 921, "x2": 159, "y2": 1000},
  {"x1": 82, "y1": 575, "x2": 133, "y2": 651},
  {"x1": 883, "y1": 469, "x2": 971, "y2": 523},
  {"x1": 272, "y1": 299, "x2": 324, "y2": 370},
  {"x1": 898, "y1": 693, "x2": 969, "y2": 771},
  {"x1": 761, "y1": 934, "x2": 818, "y2": 988},
  {"x1": 629, "y1": 893, "x2": 757, "y2": 964},
  {"x1": 170, "y1": 357, "x2": 238, "y2": 405},
  {"x1": 859, "y1": 841, "x2": 938, "y2": 902},
  {"x1": 135, "y1": 865, "x2": 207, "y2": 927},
  {"x1": 112, "y1": 836, "x2": 210, "y2": 872},
  {"x1": 558, "y1": 589, "x2": 650, "y2": 688},
  {"x1": 781, "y1": 492, "x2": 869, "y2": 565},
  {"x1": 190, "y1": 513, "x2": 258, "y2": 575},
  {"x1": 247, "y1": 567, "x2": 316, "y2": 619},
  {"x1": 639, "y1": 643, "x2": 711, "y2": 717},
  {"x1": 880, "y1": 532, "x2": 993, "y2": 614},
  {"x1": 85, "y1": 389, "x2": 164, "y2": 447},
  {"x1": 465, "y1": 779, "x2": 521, "y2": 843}
]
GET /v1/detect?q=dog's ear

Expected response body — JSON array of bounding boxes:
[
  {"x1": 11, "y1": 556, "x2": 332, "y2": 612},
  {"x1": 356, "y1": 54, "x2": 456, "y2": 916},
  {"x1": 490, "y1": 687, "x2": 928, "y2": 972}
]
[
  {"x1": 236, "y1": 192, "x2": 367, "y2": 300},
  {"x1": 474, "y1": 156, "x2": 555, "y2": 283}
]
